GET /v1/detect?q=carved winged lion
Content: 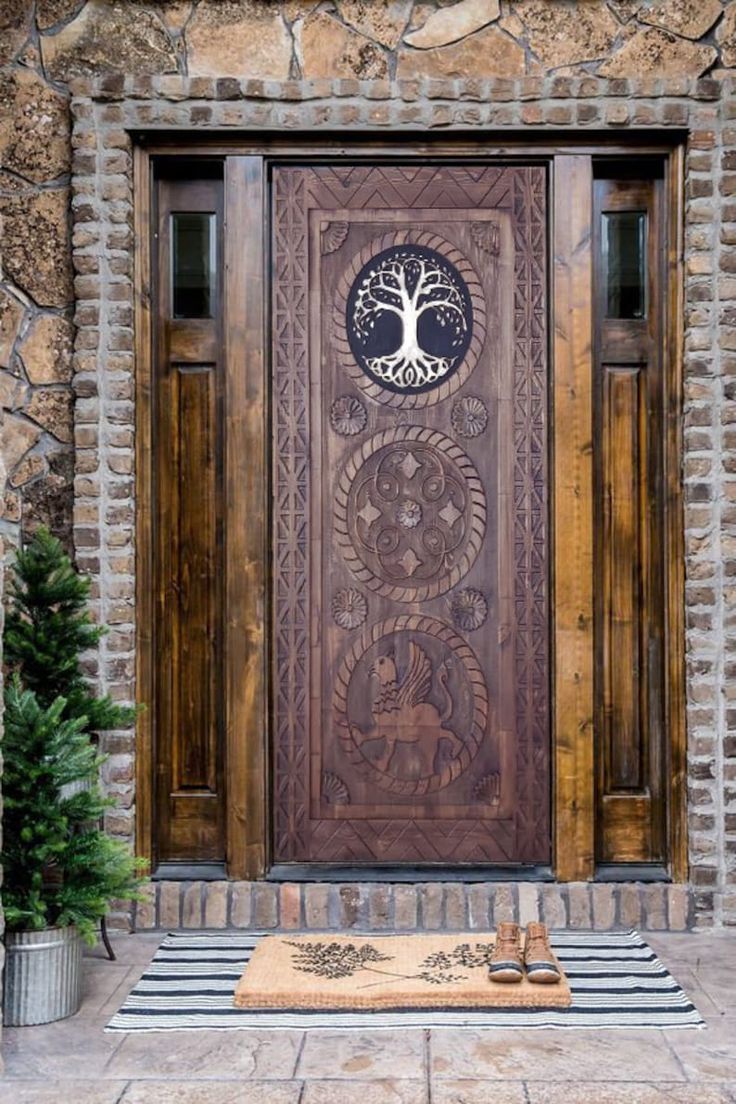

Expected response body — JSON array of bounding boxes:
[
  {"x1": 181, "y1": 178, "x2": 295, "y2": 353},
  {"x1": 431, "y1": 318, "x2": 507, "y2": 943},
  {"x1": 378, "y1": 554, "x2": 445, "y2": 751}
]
[{"x1": 350, "y1": 641, "x2": 464, "y2": 777}]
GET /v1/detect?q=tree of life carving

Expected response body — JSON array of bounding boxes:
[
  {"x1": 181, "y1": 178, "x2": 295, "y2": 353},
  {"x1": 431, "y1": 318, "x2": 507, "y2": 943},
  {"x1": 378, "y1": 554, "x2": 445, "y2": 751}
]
[{"x1": 347, "y1": 245, "x2": 472, "y2": 394}]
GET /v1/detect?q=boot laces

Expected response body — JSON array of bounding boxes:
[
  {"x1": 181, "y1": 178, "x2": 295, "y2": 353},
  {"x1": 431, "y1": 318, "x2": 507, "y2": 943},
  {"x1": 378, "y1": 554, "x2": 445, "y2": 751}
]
[
  {"x1": 493, "y1": 924, "x2": 520, "y2": 958},
  {"x1": 525, "y1": 923, "x2": 551, "y2": 959}
]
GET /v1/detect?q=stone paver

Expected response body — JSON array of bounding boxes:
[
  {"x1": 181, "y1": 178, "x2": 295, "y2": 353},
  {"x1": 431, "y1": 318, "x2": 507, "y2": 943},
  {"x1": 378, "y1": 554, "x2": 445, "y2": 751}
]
[
  {"x1": 525, "y1": 1085, "x2": 736, "y2": 1103},
  {"x1": 297, "y1": 1029, "x2": 425, "y2": 1080},
  {"x1": 432, "y1": 1082, "x2": 526, "y2": 1103},
  {"x1": 2, "y1": 931, "x2": 735, "y2": 1102},
  {"x1": 107, "y1": 1029, "x2": 303, "y2": 1081},
  {"x1": 686, "y1": 967, "x2": 736, "y2": 1016},
  {"x1": 2, "y1": 1016, "x2": 126, "y2": 1080},
  {"x1": 0, "y1": 1085, "x2": 126, "y2": 1104},
  {"x1": 665, "y1": 1016, "x2": 736, "y2": 1082},
  {"x1": 121, "y1": 1083, "x2": 302, "y2": 1103},
  {"x1": 301, "y1": 1081, "x2": 427, "y2": 1104},
  {"x1": 430, "y1": 1027, "x2": 684, "y2": 1082}
]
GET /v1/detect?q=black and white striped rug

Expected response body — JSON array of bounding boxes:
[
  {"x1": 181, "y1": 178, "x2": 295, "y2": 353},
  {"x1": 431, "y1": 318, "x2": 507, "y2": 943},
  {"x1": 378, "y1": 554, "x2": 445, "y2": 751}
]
[{"x1": 106, "y1": 929, "x2": 704, "y2": 1031}]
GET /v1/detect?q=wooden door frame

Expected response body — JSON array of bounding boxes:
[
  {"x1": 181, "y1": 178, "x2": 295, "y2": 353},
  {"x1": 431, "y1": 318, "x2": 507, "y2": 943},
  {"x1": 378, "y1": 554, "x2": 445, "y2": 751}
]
[{"x1": 134, "y1": 134, "x2": 687, "y2": 882}]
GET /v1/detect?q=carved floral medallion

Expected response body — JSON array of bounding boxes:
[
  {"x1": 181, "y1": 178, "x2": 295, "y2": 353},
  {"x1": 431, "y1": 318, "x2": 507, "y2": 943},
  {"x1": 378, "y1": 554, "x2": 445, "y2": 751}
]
[
  {"x1": 334, "y1": 426, "x2": 486, "y2": 603},
  {"x1": 451, "y1": 395, "x2": 488, "y2": 438},
  {"x1": 330, "y1": 394, "x2": 367, "y2": 436},
  {"x1": 450, "y1": 586, "x2": 489, "y2": 632}
]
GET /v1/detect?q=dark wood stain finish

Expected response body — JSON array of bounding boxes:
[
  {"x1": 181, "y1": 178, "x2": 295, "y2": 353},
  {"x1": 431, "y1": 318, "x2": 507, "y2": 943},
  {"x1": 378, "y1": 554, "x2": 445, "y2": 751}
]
[
  {"x1": 552, "y1": 155, "x2": 595, "y2": 882},
  {"x1": 593, "y1": 175, "x2": 668, "y2": 865},
  {"x1": 271, "y1": 165, "x2": 550, "y2": 865},
  {"x1": 134, "y1": 140, "x2": 686, "y2": 881},
  {"x1": 223, "y1": 156, "x2": 268, "y2": 879},
  {"x1": 152, "y1": 170, "x2": 226, "y2": 864}
]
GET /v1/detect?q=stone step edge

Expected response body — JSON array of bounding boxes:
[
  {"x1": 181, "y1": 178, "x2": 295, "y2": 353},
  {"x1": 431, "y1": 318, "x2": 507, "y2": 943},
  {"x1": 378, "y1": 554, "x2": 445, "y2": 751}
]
[{"x1": 124, "y1": 880, "x2": 697, "y2": 933}]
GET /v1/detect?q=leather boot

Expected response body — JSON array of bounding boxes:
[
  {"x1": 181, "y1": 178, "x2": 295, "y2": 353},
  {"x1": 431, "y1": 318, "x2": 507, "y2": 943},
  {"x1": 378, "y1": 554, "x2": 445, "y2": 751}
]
[
  {"x1": 489, "y1": 921, "x2": 523, "y2": 983},
  {"x1": 524, "y1": 921, "x2": 561, "y2": 984}
]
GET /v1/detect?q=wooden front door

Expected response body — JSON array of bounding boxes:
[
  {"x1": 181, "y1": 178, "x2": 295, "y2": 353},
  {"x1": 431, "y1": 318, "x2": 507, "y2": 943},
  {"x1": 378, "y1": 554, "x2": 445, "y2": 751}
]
[{"x1": 271, "y1": 165, "x2": 550, "y2": 865}]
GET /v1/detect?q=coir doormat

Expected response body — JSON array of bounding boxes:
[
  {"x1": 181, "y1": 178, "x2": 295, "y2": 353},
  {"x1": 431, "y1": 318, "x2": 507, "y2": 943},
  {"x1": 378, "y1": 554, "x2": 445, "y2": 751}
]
[
  {"x1": 233, "y1": 932, "x2": 570, "y2": 1011},
  {"x1": 106, "y1": 929, "x2": 704, "y2": 1031}
]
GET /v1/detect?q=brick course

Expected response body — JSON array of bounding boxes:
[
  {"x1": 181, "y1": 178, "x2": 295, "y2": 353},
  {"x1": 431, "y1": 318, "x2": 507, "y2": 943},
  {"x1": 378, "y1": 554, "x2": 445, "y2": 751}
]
[{"x1": 133, "y1": 880, "x2": 697, "y2": 933}]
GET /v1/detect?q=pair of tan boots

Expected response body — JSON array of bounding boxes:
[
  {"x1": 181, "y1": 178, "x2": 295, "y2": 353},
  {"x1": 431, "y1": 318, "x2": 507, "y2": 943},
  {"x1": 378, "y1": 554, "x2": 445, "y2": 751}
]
[{"x1": 489, "y1": 921, "x2": 560, "y2": 985}]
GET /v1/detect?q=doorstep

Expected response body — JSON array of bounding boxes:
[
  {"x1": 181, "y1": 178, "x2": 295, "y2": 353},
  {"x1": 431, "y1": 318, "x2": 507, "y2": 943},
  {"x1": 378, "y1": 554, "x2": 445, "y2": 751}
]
[{"x1": 129, "y1": 880, "x2": 696, "y2": 933}]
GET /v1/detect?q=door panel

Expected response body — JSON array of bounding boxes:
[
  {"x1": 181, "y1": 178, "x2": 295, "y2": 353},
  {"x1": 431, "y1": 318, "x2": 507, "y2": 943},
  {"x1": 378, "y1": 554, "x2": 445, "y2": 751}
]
[{"x1": 271, "y1": 165, "x2": 550, "y2": 865}]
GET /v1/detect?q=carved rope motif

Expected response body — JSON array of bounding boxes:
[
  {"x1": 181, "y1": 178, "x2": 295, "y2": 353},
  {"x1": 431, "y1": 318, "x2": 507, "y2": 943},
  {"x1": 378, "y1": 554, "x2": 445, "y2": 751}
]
[{"x1": 334, "y1": 426, "x2": 486, "y2": 604}]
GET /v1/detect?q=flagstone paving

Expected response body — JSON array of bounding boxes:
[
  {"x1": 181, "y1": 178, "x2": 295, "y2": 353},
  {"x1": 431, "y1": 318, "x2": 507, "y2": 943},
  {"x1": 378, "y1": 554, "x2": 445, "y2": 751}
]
[{"x1": 1, "y1": 930, "x2": 735, "y2": 1102}]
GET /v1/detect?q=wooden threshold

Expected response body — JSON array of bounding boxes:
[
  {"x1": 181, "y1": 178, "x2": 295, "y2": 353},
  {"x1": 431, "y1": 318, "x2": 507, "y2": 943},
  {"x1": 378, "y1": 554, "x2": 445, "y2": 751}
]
[{"x1": 267, "y1": 865, "x2": 555, "y2": 883}]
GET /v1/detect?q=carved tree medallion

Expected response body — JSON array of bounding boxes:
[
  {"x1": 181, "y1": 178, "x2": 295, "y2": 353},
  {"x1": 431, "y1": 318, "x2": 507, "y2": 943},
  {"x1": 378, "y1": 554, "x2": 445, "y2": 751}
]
[
  {"x1": 334, "y1": 425, "x2": 486, "y2": 603},
  {"x1": 334, "y1": 615, "x2": 489, "y2": 796},
  {"x1": 334, "y1": 230, "x2": 487, "y2": 408},
  {"x1": 346, "y1": 244, "x2": 473, "y2": 394}
]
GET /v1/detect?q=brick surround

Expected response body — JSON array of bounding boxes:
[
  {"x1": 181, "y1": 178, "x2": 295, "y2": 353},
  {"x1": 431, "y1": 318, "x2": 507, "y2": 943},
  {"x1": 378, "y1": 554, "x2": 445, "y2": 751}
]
[{"x1": 67, "y1": 73, "x2": 736, "y2": 930}]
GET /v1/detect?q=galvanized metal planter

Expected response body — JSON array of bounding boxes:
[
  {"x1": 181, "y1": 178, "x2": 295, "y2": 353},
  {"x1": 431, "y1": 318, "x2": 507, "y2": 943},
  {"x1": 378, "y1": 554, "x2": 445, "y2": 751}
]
[{"x1": 3, "y1": 925, "x2": 83, "y2": 1026}]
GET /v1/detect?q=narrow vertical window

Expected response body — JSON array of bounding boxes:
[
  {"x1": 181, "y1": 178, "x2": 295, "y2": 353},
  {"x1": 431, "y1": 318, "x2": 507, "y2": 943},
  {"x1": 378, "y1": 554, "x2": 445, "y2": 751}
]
[
  {"x1": 602, "y1": 210, "x2": 647, "y2": 320},
  {"x1": 171, "y1": 211, "x2": 216, "y2": 318}
]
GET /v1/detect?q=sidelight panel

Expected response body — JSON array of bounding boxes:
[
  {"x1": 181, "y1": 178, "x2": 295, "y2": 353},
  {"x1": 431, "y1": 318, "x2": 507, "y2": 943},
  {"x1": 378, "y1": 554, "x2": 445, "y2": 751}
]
[
  {"x1": 152, "y1": 167, "x2": 226, "y2": 869},
  {"x1": 593, "y1": 171, "x2": 667, "y2": 869}
]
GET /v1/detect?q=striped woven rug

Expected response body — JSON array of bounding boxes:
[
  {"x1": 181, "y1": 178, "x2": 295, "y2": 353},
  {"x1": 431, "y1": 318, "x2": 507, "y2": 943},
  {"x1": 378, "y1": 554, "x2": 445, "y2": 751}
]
[{"x1": 106, "y1": 929, "x2": 704, "y2": 1031}]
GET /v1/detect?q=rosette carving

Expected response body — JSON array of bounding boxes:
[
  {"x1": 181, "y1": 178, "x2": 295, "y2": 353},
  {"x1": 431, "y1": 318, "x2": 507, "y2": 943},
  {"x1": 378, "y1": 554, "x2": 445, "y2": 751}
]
[
  {"x1": 470, "y1": 221, "x2": 500, "y2": 257},
  {"x1": 450, "y1": 587, "x2": 488, "y2": 632},
  {"x1": 331, "y1": 587, "x2": 368, "y2": 630},
  {"x1": 321, "y1": 771, "x2": 350, "y2": 805},
  {"x1": 330, "y1": 395, "x2": 367, "y2": 436},
  {"x1": 321, "y1": 221, "x2": 349, "y2": 254},
  {"x1": 473, "y1": 772, "x2": 501, "y2": 805},
  {"x1": 451, "y1": 395, "x2": 488, "y2": 438}
]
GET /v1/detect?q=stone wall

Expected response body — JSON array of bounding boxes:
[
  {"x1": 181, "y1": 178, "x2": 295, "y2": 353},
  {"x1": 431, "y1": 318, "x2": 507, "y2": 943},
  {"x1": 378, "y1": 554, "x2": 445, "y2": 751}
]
[
  {"x1": 2, "y1": 1, "x2": 736, "y2": 549},
  {"x1": 1, "y1": 1, "x2": 735, "y2": 928}
]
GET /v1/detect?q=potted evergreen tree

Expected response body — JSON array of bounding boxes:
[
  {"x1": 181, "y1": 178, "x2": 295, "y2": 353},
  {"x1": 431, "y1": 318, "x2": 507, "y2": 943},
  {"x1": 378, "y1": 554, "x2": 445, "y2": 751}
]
[{"x1": 2, "y1": 529, "x2": 145, "y2": 1025}]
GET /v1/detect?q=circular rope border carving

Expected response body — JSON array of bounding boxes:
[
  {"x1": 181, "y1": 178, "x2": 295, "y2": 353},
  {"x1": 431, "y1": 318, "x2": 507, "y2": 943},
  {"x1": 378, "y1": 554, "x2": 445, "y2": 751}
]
[
  {"x1": 334, "y1": 425, "x2": 487, "y2": 603},
  {"x1": 334, "y1": 614, "x2": 489, "y2": 796},
  {"x1": 334, "y1": 230, "x2": 487, "y2": 408}
]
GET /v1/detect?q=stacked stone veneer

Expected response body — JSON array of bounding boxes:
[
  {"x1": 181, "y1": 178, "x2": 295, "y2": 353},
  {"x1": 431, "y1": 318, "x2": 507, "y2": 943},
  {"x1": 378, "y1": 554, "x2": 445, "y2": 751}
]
[{"x1": 1, "y1": 2, "x2": 735, "y2": 933}]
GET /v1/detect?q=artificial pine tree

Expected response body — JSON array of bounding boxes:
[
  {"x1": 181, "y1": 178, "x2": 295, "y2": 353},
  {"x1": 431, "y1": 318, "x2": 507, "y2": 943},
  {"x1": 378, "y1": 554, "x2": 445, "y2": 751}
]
[
  {"x1": 3, "y1": 529, "x2": 146, "y2": 942},
  {"x1": 2, "y1": 678, "x2": 145, "y2": 942},
  {"x1": 5, "y1": 526, "x2": 136, "y2": 731}
]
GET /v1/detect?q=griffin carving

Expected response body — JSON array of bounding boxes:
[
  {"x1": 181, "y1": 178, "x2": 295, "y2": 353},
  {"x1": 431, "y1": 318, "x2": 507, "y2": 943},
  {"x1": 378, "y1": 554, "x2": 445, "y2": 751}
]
[{"x1": 350, "y1": 641, "x2": 463, "y2": 776}]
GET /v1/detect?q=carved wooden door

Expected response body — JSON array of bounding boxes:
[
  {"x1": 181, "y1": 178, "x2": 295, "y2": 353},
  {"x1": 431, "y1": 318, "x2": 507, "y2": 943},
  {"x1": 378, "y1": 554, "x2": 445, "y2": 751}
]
[{"x1": 271, "y1": 165, "x2": 549, "y2": 865}]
